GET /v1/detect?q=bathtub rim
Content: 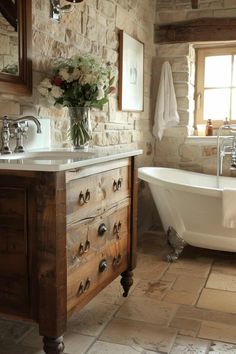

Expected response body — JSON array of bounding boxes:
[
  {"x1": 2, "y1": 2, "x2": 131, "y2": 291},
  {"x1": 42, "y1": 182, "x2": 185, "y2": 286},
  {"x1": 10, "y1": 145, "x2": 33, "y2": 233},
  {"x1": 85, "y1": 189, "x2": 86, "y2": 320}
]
[{"x1": 138, "y1": 167, "x2": 223, "y2": 198}]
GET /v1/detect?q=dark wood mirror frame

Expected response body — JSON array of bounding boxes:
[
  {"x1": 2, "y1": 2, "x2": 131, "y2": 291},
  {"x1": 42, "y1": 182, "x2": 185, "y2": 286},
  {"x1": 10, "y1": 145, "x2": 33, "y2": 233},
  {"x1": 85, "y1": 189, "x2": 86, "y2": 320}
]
[{"x1": 0, "y1": 0, "x2": 32, "y2": 96}]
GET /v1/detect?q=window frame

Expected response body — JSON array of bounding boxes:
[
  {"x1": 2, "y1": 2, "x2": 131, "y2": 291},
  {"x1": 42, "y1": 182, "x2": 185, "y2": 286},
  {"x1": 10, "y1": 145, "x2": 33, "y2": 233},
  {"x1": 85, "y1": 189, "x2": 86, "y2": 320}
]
[{"x1": 195, "y1": 46, "x2": 236, "y2": 128}]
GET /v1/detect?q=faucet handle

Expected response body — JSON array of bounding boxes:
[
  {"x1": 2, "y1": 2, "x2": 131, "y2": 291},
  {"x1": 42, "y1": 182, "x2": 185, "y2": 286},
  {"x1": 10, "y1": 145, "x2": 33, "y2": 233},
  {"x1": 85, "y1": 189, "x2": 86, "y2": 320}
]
[
  {"x1": 12, "y1": 121, "x2": 30, "y2": 153},
  {"x1": 13, "y1": 120, "x2": 29, "y2": 132},
  {"x1": 0, "y1": 115, "x2": 13, "y2": 126},
  {"x1": 0, "y1": 116, "x2": 13, "y2": 154}
]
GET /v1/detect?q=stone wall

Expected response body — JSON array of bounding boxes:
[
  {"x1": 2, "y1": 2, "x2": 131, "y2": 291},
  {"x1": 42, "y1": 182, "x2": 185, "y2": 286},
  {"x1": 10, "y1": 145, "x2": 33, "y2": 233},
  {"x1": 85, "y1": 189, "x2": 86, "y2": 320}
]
[
  {"x1": 0, "y1": 0, "x2": 156, "y2": 167},
  {"x1": 154, "y1": 0, "x2": 236, "y2": 175}
]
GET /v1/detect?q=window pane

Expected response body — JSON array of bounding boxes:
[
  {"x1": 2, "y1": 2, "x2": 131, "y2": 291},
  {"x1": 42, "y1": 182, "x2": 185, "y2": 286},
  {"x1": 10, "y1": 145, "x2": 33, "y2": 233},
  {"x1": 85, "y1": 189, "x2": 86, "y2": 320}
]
[
  {"x1": 204, "y1": 56, "x2": 231, "y2": 88},
  {"x1": 203, "y1": 89, "x2": 230, "y2": 120},
  {"x1": 231, "y1": 88, "x2": 236, "y2": 119}
]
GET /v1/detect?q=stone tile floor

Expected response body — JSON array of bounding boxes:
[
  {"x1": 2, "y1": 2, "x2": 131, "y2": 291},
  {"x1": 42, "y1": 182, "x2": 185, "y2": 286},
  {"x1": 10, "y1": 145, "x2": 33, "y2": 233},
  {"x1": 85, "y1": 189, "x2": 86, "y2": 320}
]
[{"x1": 1, "y1": 229, "x2": 236, "y2": 353}]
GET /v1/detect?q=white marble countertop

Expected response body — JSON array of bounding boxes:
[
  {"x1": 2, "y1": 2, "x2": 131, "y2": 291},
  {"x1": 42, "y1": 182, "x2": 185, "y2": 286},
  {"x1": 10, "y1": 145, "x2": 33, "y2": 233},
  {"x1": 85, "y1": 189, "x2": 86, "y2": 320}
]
[{"x1": 0, "y1": 148, "x2": 143, "y2": 172}]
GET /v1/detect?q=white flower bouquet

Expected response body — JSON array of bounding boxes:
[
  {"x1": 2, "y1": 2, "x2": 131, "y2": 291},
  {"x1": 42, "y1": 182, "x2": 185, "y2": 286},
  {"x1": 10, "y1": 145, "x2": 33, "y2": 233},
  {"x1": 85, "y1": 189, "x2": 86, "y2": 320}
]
[
  {"x1": 38, "y1": 55, "x2": 116, "y2": 109},
  {"x1": 38, "y1": 55, "x2": 116, "y2": 148}
]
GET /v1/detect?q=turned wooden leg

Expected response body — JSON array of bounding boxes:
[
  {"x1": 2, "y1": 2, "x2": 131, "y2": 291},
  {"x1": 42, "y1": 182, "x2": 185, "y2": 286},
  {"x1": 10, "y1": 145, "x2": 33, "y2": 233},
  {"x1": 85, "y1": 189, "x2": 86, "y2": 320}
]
[
  {"x1": 120, "y1": 270, "x2": 134, "y2": 297},
  {"x1": 43, "y1": 336, "x2": 65, "y2": 354}
]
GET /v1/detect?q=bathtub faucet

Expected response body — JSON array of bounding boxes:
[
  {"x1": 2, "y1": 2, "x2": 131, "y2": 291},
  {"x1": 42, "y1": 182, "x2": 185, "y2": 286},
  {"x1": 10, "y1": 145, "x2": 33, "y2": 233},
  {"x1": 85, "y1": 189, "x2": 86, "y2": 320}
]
[
  {"x1": 217, "y1": 125, "x2": 236, "y2": 183},
  {"x1": 231, "y1": 136, "x2": 236, "y2": 168},
  {"x1": 219, "y1": 136, "x2": 236, "y2": 173}
]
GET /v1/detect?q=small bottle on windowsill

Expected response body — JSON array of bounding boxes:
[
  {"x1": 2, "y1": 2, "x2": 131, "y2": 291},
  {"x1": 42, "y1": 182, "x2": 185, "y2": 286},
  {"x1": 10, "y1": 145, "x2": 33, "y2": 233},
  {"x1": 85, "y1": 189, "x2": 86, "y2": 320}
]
[
  {"x1": 205, "y1": 119, "x2": 213, "y2": 136},
  {"x1": 224, "y1": 117, "x2": 230, "y2": 126}
]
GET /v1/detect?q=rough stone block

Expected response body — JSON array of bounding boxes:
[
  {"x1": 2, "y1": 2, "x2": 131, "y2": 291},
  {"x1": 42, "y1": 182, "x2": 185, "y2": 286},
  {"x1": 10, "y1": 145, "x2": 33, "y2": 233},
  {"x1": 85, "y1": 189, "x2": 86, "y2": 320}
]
[
  {"x1": 98, "y1": 0, "x2": 116, "y2": 19},
  {"x1": 157, "y1": 43, "x2": 190, "y2": 58},
  {"x1": 119, "y1": 130, "x2": 132, "y2": 144},
  {"x1": 0, "y1": 34, "x2": 10, "y2": 55},
  {"x1": 0, "y1": 101, "x2": 21, "y2": 116},
  {"x1": 173, "y1": 72, "x2": 190, "y2": 83},
  {"x1": 93, "y1": 132, "x2": 107, "y2": 146},
  {"x1": 85, "y1": 16, "x2": 98, "y2": 41},
  {"x1": 102, "y1": 47, "x2": 118, "y2": 63},
  {"x1": 106, "y1": 131, "x2": 119, "y2": 145},
  {"x1": 179, "y1": 144, "x2": 201, "y2": 162},
  {"x1": 177, "y1": 97, "x2": 190, "y2": 110},
  {"x1": 106, "y1": 29, "x2": 119, "y2": 49},
  {"x1": 171, "y1": 58, "x2": 189, "y2": 73},
  {"x1": 158, "y1": 11, "x2": 187, "y2": 24},
  {"x1": 174, "y1": 83, "x2": 189, "y2": 97}
]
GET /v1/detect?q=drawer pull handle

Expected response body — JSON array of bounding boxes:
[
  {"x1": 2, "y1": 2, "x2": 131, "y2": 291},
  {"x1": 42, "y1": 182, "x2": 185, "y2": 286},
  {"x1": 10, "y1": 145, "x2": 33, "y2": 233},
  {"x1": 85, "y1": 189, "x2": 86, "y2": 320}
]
[
  {"x1": 113, "y1": 221, "x2": 122, "y2": 239},
  {"x1": 79, "y1": 189, "x2": 91, "y2": 205},
  {"x1": 84, "y1": 278, "x2": 91, "y2": 291},
  {"x1": 85, "y1": 189, "x2": 91, "y2": 202},
  {"x1": 77, "y1": 282, "x2": 84, "y2": 296},
  {"x1": 98, "y1": 223, "x2": 107, "y2": 236},
  {"x1": 113, "y1": 178, "x2": 122, "y2": 192},
  {"x1": 113, "y1": 254, "x2": 122, "y2": 267},
  {"x1": 78, "y1": 243, "x2": 85, "y2": 256},
  {"x1": 99, "y1": 259, "x2": 108, "y2": 273},
  {"x1": 78, "y1": 240, "x2": 90, "y2": 256},
  {"x1": 84, "y1": 240, "x2": 90, "y2": 253}
]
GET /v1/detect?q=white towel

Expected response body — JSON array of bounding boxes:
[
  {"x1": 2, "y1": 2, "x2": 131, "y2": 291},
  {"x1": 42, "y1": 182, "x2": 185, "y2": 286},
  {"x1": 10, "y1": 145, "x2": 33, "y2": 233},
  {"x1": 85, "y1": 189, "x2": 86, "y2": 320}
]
[
  {"x1": 153, "y1": 61, "x2": 179, "y2": 140},
  {"x1": 222, "y1": 188, "x2": 236, "y2": 228}
]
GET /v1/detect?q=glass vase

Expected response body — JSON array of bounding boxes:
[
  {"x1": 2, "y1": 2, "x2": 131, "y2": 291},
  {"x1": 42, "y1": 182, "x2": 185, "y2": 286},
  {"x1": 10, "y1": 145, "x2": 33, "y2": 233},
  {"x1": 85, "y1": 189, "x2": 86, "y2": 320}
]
[{"x1": 68, "y1": 106, "x2": 92, "y2": 150}]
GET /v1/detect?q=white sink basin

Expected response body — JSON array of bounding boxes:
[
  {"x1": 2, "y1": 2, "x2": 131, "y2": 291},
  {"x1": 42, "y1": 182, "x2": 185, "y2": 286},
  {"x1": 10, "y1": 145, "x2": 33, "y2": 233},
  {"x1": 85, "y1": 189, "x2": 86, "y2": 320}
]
[
  {"x1": 0, "y1": 150, "x2": 95, "y2": 161},
  {"x1": 0, "y1": 148, "x2": 143, "y2": 172}
]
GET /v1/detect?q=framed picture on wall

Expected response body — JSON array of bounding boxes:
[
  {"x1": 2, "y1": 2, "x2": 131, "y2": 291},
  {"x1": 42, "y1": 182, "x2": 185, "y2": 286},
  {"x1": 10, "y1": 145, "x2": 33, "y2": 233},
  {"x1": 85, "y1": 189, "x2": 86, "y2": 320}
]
[{"x1": 119, "y1": 30, "x2": 144, "y2": 112}]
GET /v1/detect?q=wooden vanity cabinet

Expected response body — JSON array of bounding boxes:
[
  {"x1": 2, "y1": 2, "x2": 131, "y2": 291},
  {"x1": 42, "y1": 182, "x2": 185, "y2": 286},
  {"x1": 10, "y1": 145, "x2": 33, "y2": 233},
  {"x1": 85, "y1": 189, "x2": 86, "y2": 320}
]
[{"x1": 0, "y1": 156, "x2": 138, "y2": 354}]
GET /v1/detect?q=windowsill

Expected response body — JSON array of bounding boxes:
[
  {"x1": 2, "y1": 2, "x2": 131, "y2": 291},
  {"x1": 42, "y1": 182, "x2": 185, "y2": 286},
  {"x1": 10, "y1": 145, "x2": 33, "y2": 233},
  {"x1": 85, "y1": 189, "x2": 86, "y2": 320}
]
[{"x1": 185, "y1": 136, "x2": 220, "y2": 145}]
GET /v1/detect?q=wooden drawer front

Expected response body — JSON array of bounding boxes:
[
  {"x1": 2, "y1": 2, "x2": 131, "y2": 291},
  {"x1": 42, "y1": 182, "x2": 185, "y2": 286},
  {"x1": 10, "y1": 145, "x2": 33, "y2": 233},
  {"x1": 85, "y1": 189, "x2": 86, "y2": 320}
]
[
  {"x1": 0, "y1": 187, "x2": 29, "y2": 315},
  {"x1": 66, "y1": 166, "x2": 130, "y2": 225},
  {"x1": 67, "y1": 238, "x2": 128, "y2": 312},
  {"x1": 67, "y1": 204, "x2": 130, "y2": 271}
]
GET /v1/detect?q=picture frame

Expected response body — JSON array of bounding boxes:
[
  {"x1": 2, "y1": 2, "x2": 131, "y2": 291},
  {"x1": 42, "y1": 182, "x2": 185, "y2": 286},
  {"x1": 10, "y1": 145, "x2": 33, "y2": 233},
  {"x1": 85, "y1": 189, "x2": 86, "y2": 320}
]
[{"x1": 118, "y1": 30, "x2": 144, "y2": 112}]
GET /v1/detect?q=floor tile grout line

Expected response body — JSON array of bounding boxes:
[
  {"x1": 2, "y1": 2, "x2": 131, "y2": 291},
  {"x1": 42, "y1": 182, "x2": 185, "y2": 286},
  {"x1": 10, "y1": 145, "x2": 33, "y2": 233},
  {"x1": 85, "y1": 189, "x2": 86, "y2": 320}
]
[
  {"x1": 83, "y1": 335, "x2": 98, "y2": 354},
  {"x1": 83, "y1": 285, "x2": 133, "y2": 354},
  {"x1": 193, "y1": 258, "x2": 214, "y2": 307}
]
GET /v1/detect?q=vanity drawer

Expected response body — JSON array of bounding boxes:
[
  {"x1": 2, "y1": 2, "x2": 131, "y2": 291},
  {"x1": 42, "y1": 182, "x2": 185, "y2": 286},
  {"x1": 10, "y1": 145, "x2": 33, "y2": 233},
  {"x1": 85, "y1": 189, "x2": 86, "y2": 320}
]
[
  {"x1": 67, "y1": 204, "x2": 130, "y2": 271},
  {"x1": 66, "y1": 165, "x2": 130, "y2": 225},
  {"x1": 67, "y1": 237, "x2": 128, "y2": 312}
]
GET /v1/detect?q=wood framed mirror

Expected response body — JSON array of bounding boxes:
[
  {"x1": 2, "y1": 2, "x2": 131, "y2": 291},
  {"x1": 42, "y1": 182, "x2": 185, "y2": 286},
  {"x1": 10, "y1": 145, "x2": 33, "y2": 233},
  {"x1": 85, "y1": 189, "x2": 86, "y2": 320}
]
[{"x1": 0, "y1": 0, "x2": 32, "y2": 96}]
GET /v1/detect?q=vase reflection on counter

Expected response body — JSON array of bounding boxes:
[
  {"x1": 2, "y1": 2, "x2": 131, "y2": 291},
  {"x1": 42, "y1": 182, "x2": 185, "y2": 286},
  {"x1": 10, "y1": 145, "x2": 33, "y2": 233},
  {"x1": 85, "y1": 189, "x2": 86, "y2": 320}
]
[{"x1": 68, "y1": 107, "x2": 92, "y2": 150}]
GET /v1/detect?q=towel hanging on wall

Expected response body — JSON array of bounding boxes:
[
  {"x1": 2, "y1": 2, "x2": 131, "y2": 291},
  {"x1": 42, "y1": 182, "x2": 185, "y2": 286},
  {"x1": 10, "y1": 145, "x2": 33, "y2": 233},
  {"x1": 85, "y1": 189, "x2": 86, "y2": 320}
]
[{"x1": 153, "y1": 61, "x2": 179, "y2": 140}]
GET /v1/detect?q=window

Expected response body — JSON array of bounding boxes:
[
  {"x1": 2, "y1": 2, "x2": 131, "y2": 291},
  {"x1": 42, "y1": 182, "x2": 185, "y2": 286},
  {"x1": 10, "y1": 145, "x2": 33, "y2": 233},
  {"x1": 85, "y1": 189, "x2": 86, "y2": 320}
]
[{"x1": 195, "y1": 46, "x2": 236, "y2": 127}]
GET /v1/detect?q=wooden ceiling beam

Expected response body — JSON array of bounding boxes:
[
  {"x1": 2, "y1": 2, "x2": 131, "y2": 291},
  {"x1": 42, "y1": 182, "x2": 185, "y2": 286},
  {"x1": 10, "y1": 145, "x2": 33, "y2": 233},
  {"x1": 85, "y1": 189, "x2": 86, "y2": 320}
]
[{"x1": 155, "y1": 18, "x2": 236, "y2": 44}]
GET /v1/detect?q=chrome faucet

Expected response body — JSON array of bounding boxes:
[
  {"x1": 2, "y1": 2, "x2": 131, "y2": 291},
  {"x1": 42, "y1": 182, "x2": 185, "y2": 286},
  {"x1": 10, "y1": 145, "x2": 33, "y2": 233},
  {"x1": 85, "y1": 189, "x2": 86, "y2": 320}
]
[
  {"x1": 217, "y1": 124, "x2": 236, "y2": 186},
  {"x1": 0, "y1": 115, "x2": 42, "y2": 154},
  {"x1": 0, "y1": 116, "x2": 13, "y2": 154},
  {"x1": 12, "y1": 116, "x2": 42, "y2": 153}
]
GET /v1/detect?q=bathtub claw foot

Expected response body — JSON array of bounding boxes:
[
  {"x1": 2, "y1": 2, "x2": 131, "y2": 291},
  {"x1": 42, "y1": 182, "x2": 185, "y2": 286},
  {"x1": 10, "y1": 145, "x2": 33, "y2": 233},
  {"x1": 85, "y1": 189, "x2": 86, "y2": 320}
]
[{"x1": 166, "y1": 226, "x2": 187, "y2": 262}]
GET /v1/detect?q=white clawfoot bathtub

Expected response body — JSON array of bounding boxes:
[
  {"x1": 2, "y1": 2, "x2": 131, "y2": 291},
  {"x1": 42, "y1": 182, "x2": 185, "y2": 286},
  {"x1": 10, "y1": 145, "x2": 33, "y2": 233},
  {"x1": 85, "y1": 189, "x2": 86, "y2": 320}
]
[{"x1": 138, "y1": 167, "x2": 236, "y2": 252}]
